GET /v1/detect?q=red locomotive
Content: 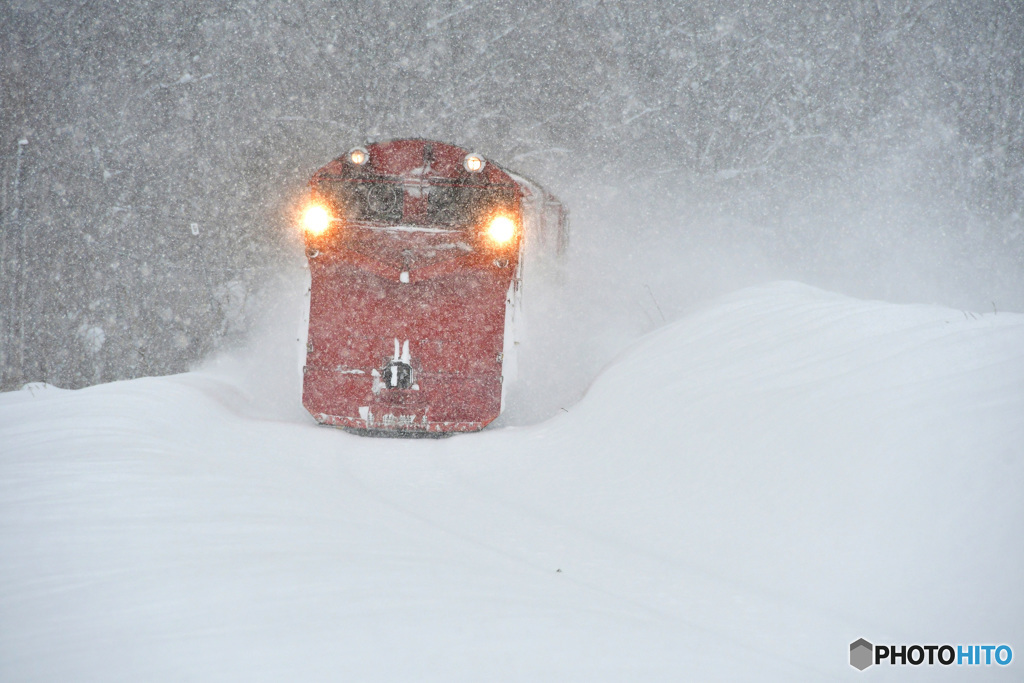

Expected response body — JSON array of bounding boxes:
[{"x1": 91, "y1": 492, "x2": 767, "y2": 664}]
[{"x1": 298, "y1": 139, "x2": 567, "y2": 436}]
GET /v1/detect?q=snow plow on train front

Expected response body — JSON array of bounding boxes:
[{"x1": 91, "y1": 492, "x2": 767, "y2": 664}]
[{"x1": 298, "y1": 139, "x2": 567, "y2": 436}]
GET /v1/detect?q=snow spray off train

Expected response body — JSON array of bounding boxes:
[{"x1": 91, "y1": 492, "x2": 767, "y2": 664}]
[{"x1": 298, "y1": 139, "x2": 568, "y2": 436}]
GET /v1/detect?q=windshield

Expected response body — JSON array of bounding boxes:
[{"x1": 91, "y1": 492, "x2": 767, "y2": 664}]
[
  {"x1": 427, "y1": 181, "x2": 517, "y2": 227},
  {"x1": 320, "y1": 178, "x2": 404, "y2": 223},
  {"x1": 317, "y1": 177, "x2": 516, "y2": 227}
]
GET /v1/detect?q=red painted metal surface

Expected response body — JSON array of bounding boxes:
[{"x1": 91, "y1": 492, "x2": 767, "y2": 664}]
[{"x1": 301, "y1": 139, "x2": 524, "y2": 435}]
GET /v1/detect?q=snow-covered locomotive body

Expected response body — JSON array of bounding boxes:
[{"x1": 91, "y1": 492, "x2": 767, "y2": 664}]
[{"x1": 300, "y1": 139, "x2": 565, "y2": 435}]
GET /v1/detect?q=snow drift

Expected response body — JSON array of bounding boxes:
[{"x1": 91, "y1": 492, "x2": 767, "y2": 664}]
[{"x1": 2, "y1": 281, "x2": 1022, "y2": 681}]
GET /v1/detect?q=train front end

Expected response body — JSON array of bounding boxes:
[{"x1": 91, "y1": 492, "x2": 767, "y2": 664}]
[{"x1": 299, "y1": 139, "x2": 523, "y2": 435}]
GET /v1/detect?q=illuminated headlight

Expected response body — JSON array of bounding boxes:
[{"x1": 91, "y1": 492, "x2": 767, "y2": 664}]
[
  {"x1": 301, "y1": 204, "x2": 332, "y2": 236},
  {"x1": 348, "y1": 146, "x2": 369, "y2": 166},
  {"x1": 463, "y1": 153, "x2": 485, "y2": 173},
  {"x1": 485, "y1": 215, "x2": 516, "y2": 245}
]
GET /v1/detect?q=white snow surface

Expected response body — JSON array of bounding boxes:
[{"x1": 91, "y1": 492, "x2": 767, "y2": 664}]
[{"x1": 2, "y1": 281, "x2": 1022, "y2": 681}]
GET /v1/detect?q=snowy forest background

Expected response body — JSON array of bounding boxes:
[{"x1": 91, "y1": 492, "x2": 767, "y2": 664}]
[{"x1": 1, "y1": 0, "x2": 1022, "y2": 391}]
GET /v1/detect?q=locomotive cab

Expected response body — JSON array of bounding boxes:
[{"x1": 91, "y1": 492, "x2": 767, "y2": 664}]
[{"x1": 299, "y1": 139, "x2": 566, "y2": 435}]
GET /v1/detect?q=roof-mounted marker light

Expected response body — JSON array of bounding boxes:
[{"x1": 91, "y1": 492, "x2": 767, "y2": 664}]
[
  {"x1": 348, "y1": 147, "x2": 369, "y2": 166},
  {"x1": 463, "y1": 153, "x2": 485, "y2": 173}
]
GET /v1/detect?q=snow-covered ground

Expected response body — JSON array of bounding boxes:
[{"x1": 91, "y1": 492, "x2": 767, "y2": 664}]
[{"x1": 2, "y1": 281, "x2": 1022, "y2": 681}]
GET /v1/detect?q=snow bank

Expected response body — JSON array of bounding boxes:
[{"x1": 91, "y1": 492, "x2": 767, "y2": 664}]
[{"x1": 2, "y1": 282, "x2": 1022, "y2": 681}]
